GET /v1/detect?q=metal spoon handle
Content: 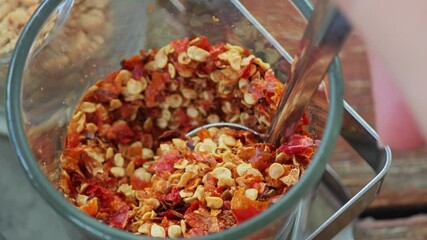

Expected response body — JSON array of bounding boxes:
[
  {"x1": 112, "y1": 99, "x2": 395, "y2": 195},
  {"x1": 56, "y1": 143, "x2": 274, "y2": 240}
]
[{"x1": 266, "y1": 0, "x2": 351, "y2": 146}]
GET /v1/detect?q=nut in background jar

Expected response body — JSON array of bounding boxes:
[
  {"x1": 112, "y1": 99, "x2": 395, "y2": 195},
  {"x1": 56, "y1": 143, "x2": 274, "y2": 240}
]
[
  {"x1": 0, "y1": 0, "x2": 42, "y2": 135},
  {"x1": 0, "y1": 0, "x2": 113, "y2": 136}
]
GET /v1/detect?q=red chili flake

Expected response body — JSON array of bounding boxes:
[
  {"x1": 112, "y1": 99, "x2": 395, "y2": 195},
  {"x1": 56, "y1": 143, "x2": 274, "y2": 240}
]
[
  {"x1": 250, "y1": 82, "x2": 265, "y2": 101},
  {"x1": 202, "y1": 174, "x2": 218, "y2": 195},
  {"x1": 132, "y1": 63, "x2": 144, "y2": 80},
  {"x1": 239, "y1": 59, "x2": 254, "y2": 79},
  {"x1": 65, "y1": 130, "x2": 80, "y2": 148},
  {"x1": 197, "y1": 128, "x2": 211, "y2": 141},
  {"x1": 209, "y1": 43, "x2": 225, "y2": 58},
  {"x1": 85, "y1": 184, "x2": 115, "y2": 209},
  {"x1": 249, "y1": 146, "x2": 274, "y2": 171},
  {"x1": 164, "y1": 186, "x2": 182, "y2": 204},
  {"x1": 154, "y1": 149, "x2": 181, "y2": 173},
  {"x1": 139, "y1": 133, "x2": 154, "y2": 149},
  {"x1": 192, "y1": 36, "x2": 212, "y2": 51},
  {"x1": 279, "y1": 134, "x2": 314, "y2": 155},
  {"x1": 184, "y1": 201, "x2": 215, "y2": 235},
  {"x1": 107, "y1": 205, "x2": 130, "y2": 229},
  {"x1": 79, "y1": 198, "x2": 99, "y2": 217},
  {"x1": 264, "y1": 70, "x2": 279, "y2": 92},
  {"x1": 95, "y1": 107, "x2": 106, "y2": 130},
  {"x1": 171, "y1": 38, "x2": 189, "y2": 53},
  {"x1": 117, "y1": 103, "x2": 135, "y2": 119},
  {"x1": 173, "y1": 108, "x2": 192, "y2": 133},
  {"x1": 191, "y1": 152, "x2": 218, "y2": 168},
  {"x1": 121, "y1": 55, "x2": 143, "y2": 70},
  {"x1": 145, "y1": 72, "x2": 170, "y2": 108},
  {"x1": 130, "y1": 175, "x2": 150, "y2": 190},
  {"x1": 230, "y1": 188, "x2": 269, "y2": 224},
  {"x1": 106, "y1": 121, "x2": 135, "y2": 144},
  {"x1": 91, "y1": 84, "x2": 120, "y2": 103}
]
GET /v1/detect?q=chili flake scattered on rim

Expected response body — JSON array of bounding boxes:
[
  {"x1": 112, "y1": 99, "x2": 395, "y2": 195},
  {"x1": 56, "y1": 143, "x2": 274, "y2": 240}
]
[{"x1": 59, "y1": 36, "x2": 317, "y2": 238}]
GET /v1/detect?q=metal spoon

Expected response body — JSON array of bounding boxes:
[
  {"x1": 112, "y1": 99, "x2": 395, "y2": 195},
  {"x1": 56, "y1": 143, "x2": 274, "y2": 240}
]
[{"x1": 186, "y1": 0, "x2": 351, "y2": 143}]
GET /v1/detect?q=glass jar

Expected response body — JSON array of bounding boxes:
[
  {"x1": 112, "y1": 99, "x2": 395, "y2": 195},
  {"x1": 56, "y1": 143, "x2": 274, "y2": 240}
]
[{"x1": 6, "y1": 0, "x2": 345, "y2": 239}]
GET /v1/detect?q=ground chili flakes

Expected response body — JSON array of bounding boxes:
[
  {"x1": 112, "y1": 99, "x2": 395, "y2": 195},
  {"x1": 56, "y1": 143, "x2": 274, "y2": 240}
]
[{"x1": 59, "y1": 36, "x2": 317, "y2": 238}]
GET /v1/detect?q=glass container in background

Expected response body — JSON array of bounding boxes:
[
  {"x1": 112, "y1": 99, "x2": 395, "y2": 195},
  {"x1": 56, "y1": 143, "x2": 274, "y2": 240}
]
[{"x1": 0, "y1": 1, "x2": 42, "y2": 135}]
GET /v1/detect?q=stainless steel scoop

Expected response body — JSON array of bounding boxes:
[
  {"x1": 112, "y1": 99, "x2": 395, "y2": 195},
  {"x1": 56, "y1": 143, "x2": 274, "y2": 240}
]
[{"x1": 186, "y1": 0, "x2": 351, "y2": 143}]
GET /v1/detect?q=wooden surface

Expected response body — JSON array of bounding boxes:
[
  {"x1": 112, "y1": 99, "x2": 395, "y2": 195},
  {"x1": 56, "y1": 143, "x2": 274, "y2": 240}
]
[{"x1": 332, "y1": 31, "x2": 427, "y2": 239}]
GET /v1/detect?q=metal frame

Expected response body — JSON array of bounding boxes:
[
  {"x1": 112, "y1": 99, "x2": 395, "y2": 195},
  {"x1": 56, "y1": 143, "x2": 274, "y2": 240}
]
[{"x1": 303, "y1": 102, "x2": 392, "y2": 239}]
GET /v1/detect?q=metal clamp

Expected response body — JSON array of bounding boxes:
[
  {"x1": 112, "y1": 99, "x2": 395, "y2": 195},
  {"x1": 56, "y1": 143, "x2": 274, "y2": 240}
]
[{"x1": 295, "y1": 102, "x2": 392, "y2": 240}]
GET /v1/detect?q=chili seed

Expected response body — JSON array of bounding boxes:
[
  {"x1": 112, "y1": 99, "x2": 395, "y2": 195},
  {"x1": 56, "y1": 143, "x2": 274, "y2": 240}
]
[
  {"x1": 154, "y1": 48, "x2": 168, "y2": 69},
  {"x1": 236, "y1": 163, "x2": 252, "y2": 176},
  {"x1": 110, "y1": 167, "x2": 125, "y2": 177},
  {"x1": 138, "y1": 223, "x2": 152, "y2": 234},
  {"x1": 243, "y1": 92, "x2": 256, "y2": 105},
  {"x1": 177, "y1": 68, "x2": 193, "y2": 78},
  {"x1": 80, "y1": 101, "x2": 96, "y2": 113},
  {"x1": 181, "y1": 88, "x2": 197, "y2": 99},
  {"x1": 245, "y1": 188, "x2": 258, "y2": 200},
  {"x1": 180, "y1": 220, "x2": 187, "y2": 234},
  {"x1": 280, "y1": 167, "x2": 300, "y2": 186},
  {"x1": 177, "y1": 52, "x2": 191, "y2": 65},
  {"x1": 177, "y1": 172, "x2": 194, "y2": 187},
  {"x1": 211, "y1": 167, "x2": 232, "y2": 180},
  {"x1": 117, "y1": 69, "x2": 132, "y2": 82},
  {"x1": 126, "y1": 78, "x2": 144, "y2": 95},
  {"x1": 219, "y1": 134, "x2": 236, "y2": 147},
  {"x1": 238, "y1": 78, "x2": 249, "y2": 91},
  {"x1": 207, "y1": 114, "x2": 220, "y2": 124},
  {"x1": 165, "y1": 94, "x2": 183, "y2": 108},
  {"x1": 114, "y1": 153, "x2": 124, "y2": 167},
  {"x1": 134, "y1": 168, "x2": 152, "y2": 182},
  {"x1": 275, "y1": 152, "x2": 286, "y2": 163},
  {"x1": 241, "y1": 55, "x2": 255, "y2": 66},
  {"x1": 218, "y1": 177, "x2": 235, "y2": 187},
  {"x1": 151, "y1": 224, "x2": 166, "y2": 238},
  {"x1": 173, "y1": 159, "x2": 189, "y2": 169},
  {"x1": 269, "y1": 163, "x2": 285, "y2": 179},
  {"x1": 105, "y1": 147, "x2": 114, "y2": 159},
  {"x1": 206, "y1": 196, "x2": 223, "y2": 209},
  {"x1": 109, "y1": 99, "x2": 122, "y2": 110},
  {"x1": 187, "y1": 46, "x2": 210, "y2": 62},
  {"x1": 141, "y1": 148, "x2": 154, "y2": 160},
  {"x1": 179, "y1": 189, "x2": 194, "y2": 198},
  {"x1": 168, "y1": 63, "x2": 176, "y2": 78},
  {"x1": 143, "y1": 117, "x2": 153, "y2": 131},
  {"x1": 229, "y1": 54, "x2": 242, "y2": 71},
  {"x1": 85, "y1": 123, "x2": 98, "y2": 133},
  {"x1": 193, "y1": 185, "x2": 205, "y2": 200},
  {"x1": 145, "y1": 198, "x2": 161, "y2": 209},
  {"x1": 186, "y1": 107, "x2": 199, "y2": 118},
  {"x1": 195, "y1": 138, "x2": 217, "y2": 153},
  {"x1": 85, "y1": 149, "x2": 105, "y2": 163},
  {"x1": 168, "y1": 225, "x2": 182, "y2": 238},
  {"x1": 76, "y1": 194, "x2": 89, "y2": 205},
  {"x1": 117, "y1": 184, "x2": 133, "y2": 197}
]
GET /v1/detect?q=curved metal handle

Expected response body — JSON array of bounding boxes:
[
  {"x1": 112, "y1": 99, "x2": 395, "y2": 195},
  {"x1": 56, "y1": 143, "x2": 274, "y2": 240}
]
[{"x1": 306, "y1": 102, "x2": 392, "y2": 240}]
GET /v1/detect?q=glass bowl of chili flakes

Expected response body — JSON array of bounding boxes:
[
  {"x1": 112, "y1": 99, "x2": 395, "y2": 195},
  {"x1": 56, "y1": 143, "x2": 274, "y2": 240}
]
[{"x1": 6, "y1": 0, "x2": 344, "y2": 239}]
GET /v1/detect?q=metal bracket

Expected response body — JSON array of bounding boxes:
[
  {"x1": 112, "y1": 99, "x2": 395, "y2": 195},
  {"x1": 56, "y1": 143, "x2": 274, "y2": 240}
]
[{"x1": 306, "y1": 102, "x2": 392, "y2": 239}]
